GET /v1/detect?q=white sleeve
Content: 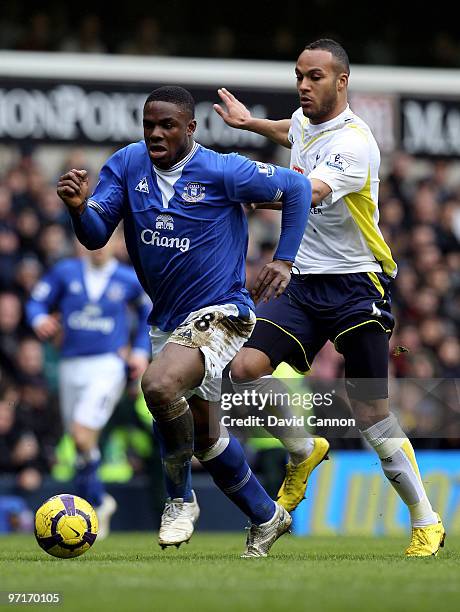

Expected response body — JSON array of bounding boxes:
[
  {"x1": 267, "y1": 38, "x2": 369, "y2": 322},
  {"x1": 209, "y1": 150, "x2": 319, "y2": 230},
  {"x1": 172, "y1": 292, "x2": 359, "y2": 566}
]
[
  {"x1": 308, "y1": 132, "x2": 369, "y2": 203},
  {"x1": 288, "y1": 108, "x2": 302, "y2": 146}
]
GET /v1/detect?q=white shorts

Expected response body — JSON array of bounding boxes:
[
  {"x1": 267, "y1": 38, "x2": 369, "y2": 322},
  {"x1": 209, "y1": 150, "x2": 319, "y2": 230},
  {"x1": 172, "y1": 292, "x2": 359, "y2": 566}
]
[
  {"x1": 58, "y1": 353, "x2": 126, "y2": 431},
  {"x1": 149, "y1": 304, "x2": 255, "y2": 402}
]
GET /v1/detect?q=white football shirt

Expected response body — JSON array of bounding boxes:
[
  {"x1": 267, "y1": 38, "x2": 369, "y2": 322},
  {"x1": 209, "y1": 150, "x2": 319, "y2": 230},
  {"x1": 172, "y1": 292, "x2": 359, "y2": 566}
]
[{"x1": 288, "y1": 104, "x2": 397, "y2": 278}]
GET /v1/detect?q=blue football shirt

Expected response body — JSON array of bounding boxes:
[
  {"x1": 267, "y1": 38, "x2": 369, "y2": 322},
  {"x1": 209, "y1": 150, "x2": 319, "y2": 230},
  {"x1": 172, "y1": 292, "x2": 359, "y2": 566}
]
[{"x1": 73, "y1": 141, "x2": 311, "y2": 331}]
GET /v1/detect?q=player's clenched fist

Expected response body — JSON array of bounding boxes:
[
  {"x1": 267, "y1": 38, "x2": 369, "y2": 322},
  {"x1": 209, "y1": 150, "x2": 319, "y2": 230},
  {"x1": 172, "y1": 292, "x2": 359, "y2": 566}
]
[{"x1": 56, "y1": 169, "x2": 89, "y2": 214}]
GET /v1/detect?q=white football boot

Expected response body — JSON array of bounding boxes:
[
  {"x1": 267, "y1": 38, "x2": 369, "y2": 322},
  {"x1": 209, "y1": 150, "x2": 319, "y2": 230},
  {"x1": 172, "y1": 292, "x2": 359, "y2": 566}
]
[
  {"x1": 95, "y1": 493, "x2": 117, "y2": 540},
  {"x1": 158, "y1": 490, "x2": 200, "y2": 549},
  {"x1": 241, "y1": 502, "x2": 292, "y2": 558}
]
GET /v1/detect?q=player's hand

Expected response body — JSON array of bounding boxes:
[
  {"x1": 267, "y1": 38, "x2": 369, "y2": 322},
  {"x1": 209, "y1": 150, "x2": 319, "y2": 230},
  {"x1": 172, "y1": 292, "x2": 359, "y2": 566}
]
[
  {"x1": 34, "y1": 314, "x2": 61, "y2": 340},
  {"x1": 252, "y1": 259, "x2": 293, "y2": 303},
  {"x1": 127, "y1": 352, "x2": 150, "y2": 380},
  {"x1": 56, "y1": 169, "x2": 89, "y2": 213},
  {"x1": 213, "y1": 88, "x2": 253, "y2": 129},
  {"x1": 245, "y1": 202, "x2": 283, "y2": 211}
]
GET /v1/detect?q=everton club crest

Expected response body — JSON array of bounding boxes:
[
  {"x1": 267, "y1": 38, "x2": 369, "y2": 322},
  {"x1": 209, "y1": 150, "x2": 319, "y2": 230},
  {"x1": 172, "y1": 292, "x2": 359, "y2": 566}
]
[{"x1": 182, "y1": 182, "x2": 206, "y2": 203}]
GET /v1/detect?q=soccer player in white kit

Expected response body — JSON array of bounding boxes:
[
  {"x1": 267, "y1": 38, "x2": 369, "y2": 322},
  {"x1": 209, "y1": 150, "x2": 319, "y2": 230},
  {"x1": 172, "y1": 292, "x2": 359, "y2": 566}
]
[
  {"x1": 27, "y1": 239, "x2": 151, "y2": 538},
  {"x1": 215, "y1": 39, "x2": 445, "y2": 557}
]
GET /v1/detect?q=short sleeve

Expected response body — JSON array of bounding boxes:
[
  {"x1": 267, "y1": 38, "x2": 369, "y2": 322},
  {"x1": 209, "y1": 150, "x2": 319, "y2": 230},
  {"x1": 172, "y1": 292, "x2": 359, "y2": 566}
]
[{"x1": 308, "y1": 131, "x2": 369, "y2": 203}]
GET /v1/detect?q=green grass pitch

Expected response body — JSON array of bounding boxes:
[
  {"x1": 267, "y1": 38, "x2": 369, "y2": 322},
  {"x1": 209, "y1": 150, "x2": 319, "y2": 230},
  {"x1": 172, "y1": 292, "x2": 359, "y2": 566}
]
[{"x1": 1, "y1": 533, "x2": 459, "y2": 612}]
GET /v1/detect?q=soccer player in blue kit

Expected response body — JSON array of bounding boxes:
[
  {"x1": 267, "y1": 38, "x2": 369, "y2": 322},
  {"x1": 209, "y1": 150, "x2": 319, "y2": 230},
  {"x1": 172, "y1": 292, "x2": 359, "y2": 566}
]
[
  {"x1": 56, "y1": 86, "x2": 312, "y2": 557},
  {"x1": 27, "y1": 238, "x2": 151, "y2": 538}
]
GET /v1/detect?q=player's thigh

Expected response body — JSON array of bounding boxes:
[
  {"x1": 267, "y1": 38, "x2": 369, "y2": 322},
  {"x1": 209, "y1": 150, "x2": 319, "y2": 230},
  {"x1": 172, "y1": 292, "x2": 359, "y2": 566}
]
[
  {"x1": 169, "y1": 303, "x2": 255, "y2": 376},
  {"x1": 242, "y1": 289, "x2": 326, "y2": 375},
  {"x1": 339, "y1": 323, "x2": 390, "y2": 425},
  {"x1": 158, "y1": 304, "x2": 256, "y2": 403},
  {"x1": 144, "y1": 342, "x2": 206, "y2": 397},
  {"x1": 58, "y1": 360, "x2": 86, "y2": 431},
  {"x1": 331, "y1": 272, "x2": 394, "y2": 350},
  {"x1": 231, "y1": 346, "x2": 274, "y2": 382},
  {"x1": 73, "y1": 356, "x2": 126, "y2": 431}
]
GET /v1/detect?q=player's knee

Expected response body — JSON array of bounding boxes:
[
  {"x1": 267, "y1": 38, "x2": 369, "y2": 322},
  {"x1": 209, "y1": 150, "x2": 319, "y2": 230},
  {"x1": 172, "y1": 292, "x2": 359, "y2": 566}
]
[
  {"x1": 141, "y1": 368, "x2": 179, "y2": 408},
  {"x1": 350, "y1": 398, "x2": 390, "y2": 430},
  {"x1": 231, "y1": 349, "x2": 272, "y2": 383},
  {"x1": 71, "y1": 421, "x2": 99, "y2": 453},
  {"x1": 194, "y1": 430, "x2": 219, "y2": 455},
  {"x1": 72, "y1": 424, "x2": 97, "y2": 453}
]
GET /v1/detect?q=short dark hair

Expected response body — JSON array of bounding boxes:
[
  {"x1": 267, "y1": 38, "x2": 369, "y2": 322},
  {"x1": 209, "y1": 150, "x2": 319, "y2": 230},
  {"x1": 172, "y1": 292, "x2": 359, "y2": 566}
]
[
  {"x1": 144, "y1": 86, "x2": 195, "y2": 118},
  {"x1": 304, "y1": 39, "x2": 350, "y2": 75}
]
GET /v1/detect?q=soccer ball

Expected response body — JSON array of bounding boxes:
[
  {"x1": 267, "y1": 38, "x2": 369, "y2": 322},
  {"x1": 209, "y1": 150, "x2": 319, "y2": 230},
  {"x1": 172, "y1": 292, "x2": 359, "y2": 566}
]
[{"x1": 34, "y1": 494, "x2": 98, "y2": 558}]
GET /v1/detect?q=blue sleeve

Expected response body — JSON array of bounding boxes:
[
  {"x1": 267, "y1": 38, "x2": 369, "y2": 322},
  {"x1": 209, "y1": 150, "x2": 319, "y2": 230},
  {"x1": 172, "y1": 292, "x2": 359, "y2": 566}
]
[
  {"x1": 224, "y1": 154, "x2": 311, "y2": 262},
  {"x1": 26, "y1": 266, "x2": 64, "y2": 326},
  {"x1": 271, "y1": 167, "x2": 311, "y2": 262},
  {"x1": 71, "y1": 149, "x2": 126, "y2": 249}
]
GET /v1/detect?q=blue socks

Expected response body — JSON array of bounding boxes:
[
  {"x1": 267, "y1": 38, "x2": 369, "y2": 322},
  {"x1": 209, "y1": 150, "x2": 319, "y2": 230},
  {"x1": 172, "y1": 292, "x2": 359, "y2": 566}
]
[
  {"x1": 153, "y1": 419, "x2": 276, "y2": 524},
  {"x1": 74, "y1": 448, "x2": 104, "y2": 508},
  {"x1": 198, "y1": 434, "x2": 276, "y2": 525},
  {"x1": 153, "y1": 420, "x2": 193, "y2": 502}
]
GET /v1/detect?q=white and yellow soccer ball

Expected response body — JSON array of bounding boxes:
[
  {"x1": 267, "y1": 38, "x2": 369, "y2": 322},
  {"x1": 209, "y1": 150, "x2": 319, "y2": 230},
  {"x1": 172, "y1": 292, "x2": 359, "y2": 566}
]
[{"x1": 35, "y1": 494, "x2": 98, "y2": 558}]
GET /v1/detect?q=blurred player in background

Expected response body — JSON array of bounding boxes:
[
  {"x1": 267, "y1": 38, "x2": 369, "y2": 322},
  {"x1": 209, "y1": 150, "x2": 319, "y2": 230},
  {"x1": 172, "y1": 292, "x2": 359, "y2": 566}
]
[
  {"x1": 26, "y1": 236, "x2": 151, "y2": 538},
  {"x1": 56, "y1": 85, "x2": 312, "y2": 557},
  {"x1": 214, "y1": 38, "x2": 445, "y2": 556}
]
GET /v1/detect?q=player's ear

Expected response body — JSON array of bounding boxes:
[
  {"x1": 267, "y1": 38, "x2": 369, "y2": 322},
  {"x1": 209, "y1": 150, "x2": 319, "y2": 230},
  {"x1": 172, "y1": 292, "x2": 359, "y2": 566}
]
[
  {"x1": 187, "y1": 119, "x2": 197, "y2": 136},
  {"x1": 337, "y1": 72, "x2": 348, "y2": 91}
]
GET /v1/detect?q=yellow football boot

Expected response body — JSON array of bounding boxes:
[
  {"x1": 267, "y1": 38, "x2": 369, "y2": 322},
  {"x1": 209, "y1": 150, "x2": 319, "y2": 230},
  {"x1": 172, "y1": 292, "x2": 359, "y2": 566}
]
[
  {"x1": 405, "y1": 513, "x2": 446, "y2": 557},
  {"x1": 276, "y1": 437, "x2": 330, "y2": 512}
]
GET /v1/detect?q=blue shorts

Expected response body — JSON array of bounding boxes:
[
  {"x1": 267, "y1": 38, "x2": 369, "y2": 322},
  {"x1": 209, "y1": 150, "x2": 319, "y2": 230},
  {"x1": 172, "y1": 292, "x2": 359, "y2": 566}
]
[{"x1": 245, "y1": 272, "x2": 394, "y2": 373}]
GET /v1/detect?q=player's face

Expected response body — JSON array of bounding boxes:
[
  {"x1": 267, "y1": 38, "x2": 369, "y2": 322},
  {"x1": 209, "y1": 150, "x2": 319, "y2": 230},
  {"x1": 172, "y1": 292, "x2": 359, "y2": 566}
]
[
  {"x1": 143, "y1": 101, "x2": 196, "y2": 169},
  {"x1": 88, "y1": 245, "x2": 113, "y2": 266},
  {"x1": 295, "y1": 49, "x2": 348, "y2": 124}
]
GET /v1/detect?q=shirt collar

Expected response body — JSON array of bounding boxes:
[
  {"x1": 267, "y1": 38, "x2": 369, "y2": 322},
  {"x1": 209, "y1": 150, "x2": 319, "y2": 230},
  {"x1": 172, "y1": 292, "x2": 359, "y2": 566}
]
[
  {"x1": 302, "y1": 104, "x2": 354, "y2": 135},
  {"x1": 152, "y1": 141, "x2": 200, "y2": 176}
]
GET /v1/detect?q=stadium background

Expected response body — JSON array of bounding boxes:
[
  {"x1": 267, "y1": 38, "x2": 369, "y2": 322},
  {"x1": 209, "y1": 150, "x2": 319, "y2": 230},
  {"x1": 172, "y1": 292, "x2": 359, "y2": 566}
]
[{"x1": 0, "y1": 2, "x2": 459, "y2": 537}]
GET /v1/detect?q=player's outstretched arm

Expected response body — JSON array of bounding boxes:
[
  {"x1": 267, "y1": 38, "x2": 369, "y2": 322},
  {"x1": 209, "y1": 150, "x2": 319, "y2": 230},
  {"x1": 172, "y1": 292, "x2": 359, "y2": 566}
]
[
  {"x1": 214, "y1": 88, "x2": 291, "y2": 148},
  {"x1": 249, "y1": 178, "x2": 331, "y2": 211}
]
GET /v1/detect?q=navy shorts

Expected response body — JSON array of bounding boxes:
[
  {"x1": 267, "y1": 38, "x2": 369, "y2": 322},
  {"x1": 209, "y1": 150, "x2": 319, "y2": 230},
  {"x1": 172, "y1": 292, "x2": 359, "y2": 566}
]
[{"x1": 245, "y1": 272, "x2": 394, "y2": 373}]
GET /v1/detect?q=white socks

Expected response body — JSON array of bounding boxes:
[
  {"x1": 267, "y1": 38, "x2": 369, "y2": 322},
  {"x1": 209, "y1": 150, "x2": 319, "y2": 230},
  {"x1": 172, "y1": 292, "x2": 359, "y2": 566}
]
[
  {"x1": 361, "y1": 413, "x2": 437, "y2": 527},
  {"x1": 278, "y1": 436, "x2": 315, "y2": 465},
  {"x1": 231, "y1": 375, "x2": 314, "y2": 465}
]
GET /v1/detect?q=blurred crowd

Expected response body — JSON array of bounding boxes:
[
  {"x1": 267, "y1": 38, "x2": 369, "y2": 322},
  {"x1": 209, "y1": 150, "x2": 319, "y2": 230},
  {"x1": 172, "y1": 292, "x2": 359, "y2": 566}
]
[
  {"x1": 0, "y1": 144, "x2": 459, "y2": 501},
  {"x1": 1, "y1": 5, "x2": 460, "y2": 67}
]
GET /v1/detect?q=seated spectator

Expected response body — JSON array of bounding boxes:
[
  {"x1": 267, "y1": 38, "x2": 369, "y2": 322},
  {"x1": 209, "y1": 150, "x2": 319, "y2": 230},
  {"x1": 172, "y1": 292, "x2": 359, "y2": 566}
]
[
  {"x1": 0, "y1": 291, "x2": 25, "y2": 379},
  {"x1": 59, "y1": 14, "x2": 107, "y2": 54},
  {"x1": 0, "y1": 226, "x2": 20, "y2": 288},
  {"x1": 13, "y1": 256, "x2": 43, "y2": 300},
  {"x1": 118, "y1": 17, "x2": 170, "y2": 56},
  {"x1": 37, "y1": 223, "x2": 72, "y2": 267},
  {"x1": 16, "y1": 12, "x2": 54, "y2": 52},
  {"x1": 0, "y1": 382, "x2": 43, "y2": 492}
]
